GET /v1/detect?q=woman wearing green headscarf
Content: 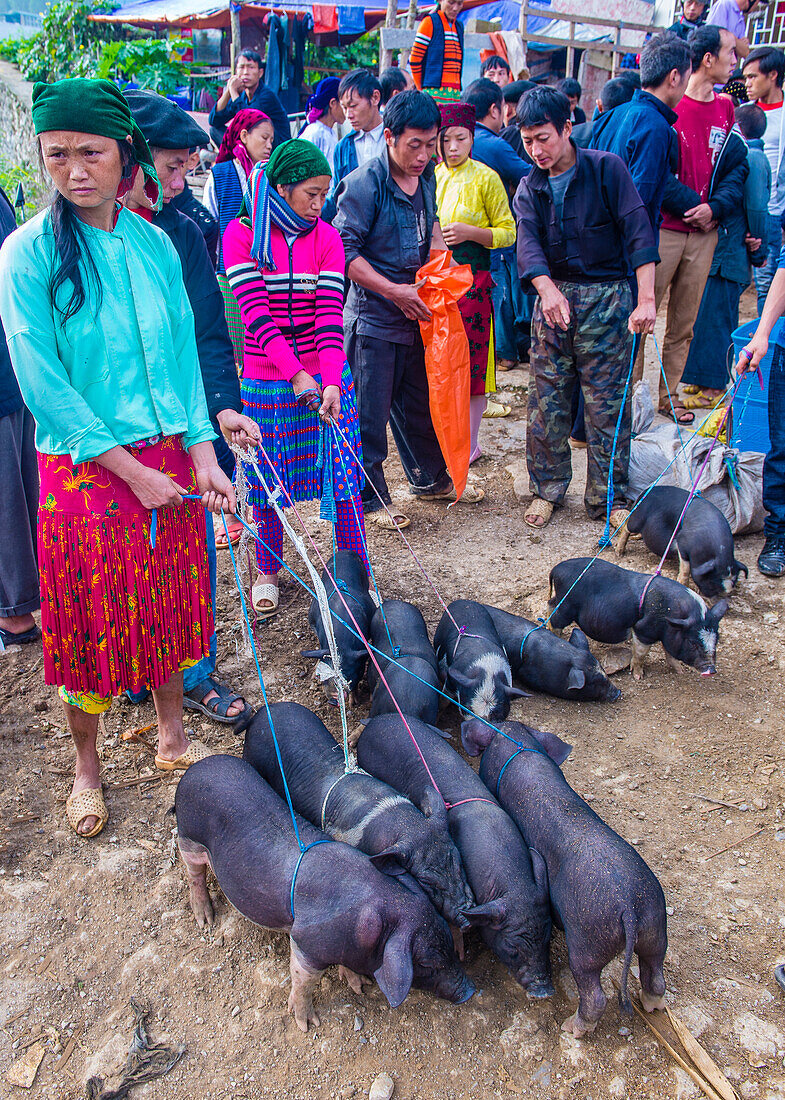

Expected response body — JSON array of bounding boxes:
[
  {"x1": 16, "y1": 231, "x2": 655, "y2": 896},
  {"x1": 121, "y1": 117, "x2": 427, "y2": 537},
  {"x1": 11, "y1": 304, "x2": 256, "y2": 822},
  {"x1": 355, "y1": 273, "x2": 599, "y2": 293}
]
[
  {"x1": 0, "y1": 78, "x2": 236, "y2": 838},
  {"x1": 223, "y1": 139, "x2": 366, "y2": 624}
]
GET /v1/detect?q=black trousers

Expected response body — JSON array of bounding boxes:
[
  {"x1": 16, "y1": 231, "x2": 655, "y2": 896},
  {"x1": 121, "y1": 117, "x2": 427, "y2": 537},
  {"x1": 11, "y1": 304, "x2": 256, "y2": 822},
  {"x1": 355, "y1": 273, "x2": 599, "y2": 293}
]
[{"x1": 345, "y1": 326, "x2": 448, "y2": 513}]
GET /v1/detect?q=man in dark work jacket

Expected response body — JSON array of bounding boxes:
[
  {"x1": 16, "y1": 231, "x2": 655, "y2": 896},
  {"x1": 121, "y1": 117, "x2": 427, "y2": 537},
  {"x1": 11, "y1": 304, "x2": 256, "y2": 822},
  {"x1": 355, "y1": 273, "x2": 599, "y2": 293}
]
[
  {"x1": 125, "y1": 90, "x2": 259, "y2": 731},
  {"x1": 514, "y1": 86, "x2": 658, "y2": 530}
]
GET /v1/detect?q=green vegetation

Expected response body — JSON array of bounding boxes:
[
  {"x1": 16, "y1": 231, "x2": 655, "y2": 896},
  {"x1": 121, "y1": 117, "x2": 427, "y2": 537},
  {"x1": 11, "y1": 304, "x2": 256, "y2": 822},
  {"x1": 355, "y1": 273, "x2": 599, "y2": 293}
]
[
  {"x1": 96, "y1": 37, "x2": 191, "y2": 94},
  {"x1": 0, "y1": 160, "x2": 46, "y2": 214}
]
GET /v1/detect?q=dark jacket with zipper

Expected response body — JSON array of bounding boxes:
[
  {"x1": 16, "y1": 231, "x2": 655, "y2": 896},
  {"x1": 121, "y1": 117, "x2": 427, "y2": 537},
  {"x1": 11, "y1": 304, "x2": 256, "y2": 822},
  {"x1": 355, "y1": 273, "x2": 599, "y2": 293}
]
[
  {"x1": 662, "y1": 122, "x2": 749, "y2": 227},
  {"x1": 513, "y1": 143, "x2": 658, "y2": 287},
  {"x1": 334, "y1": 148, "x2": 438, "y2": 345},
  {"x1": 0, "y1": 187, "x2": 21, "y2": 419}
]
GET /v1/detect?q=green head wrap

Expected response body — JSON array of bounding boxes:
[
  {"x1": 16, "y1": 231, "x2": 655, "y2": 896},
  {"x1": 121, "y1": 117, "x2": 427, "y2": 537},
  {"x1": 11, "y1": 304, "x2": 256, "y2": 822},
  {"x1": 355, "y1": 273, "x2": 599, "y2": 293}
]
[
  {"x1": 32, "y1": 78, "x2": 162, "y2": 211},
  {"x1": 265, "y1": 139, "x2": 331, "y2": 187}
]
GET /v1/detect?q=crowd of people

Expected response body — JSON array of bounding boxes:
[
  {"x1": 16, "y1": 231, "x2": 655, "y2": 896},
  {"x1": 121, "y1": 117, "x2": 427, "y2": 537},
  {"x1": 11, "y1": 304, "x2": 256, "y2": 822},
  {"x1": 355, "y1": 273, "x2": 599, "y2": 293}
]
[{"x1": 1, "y1": 2, "x2": 785, "y2": 840}]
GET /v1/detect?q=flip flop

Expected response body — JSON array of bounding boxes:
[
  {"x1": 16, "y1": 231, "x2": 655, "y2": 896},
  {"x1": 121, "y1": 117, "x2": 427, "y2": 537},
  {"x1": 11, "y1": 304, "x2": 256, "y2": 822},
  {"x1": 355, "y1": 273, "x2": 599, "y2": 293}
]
[
  {"x1": 66, "y1": 786, "x2": 108, "y2": 838},
  {"x1": 681, "y1": 391, "x2": 717, "y2": 410},
  {"x1": 496, "y1": 359, "x2": 514, "y2": 372},
  {"x1": 214, "y1": 518, "x2": 243, "y2": 549},
  {"x1": 372, "y1": 510, "x2": 411, "y2": 531},
  {"x1": 183, "y1": 676, "x2": 254, "y2": 731},
  {"x1": 0, "y1": 624, "x2": 40, "y2": 646},
  {"x1": 414, "y1": 484, "x2": 485, "y2": 504},
  {"x1": 659, "y1": 404, "x2": 695, "y2": 425},
  {"x1": 155, "y1": 739, "x2": 213, "y2": 771},
  {"x1": 524, "y1": 497, "x2": 553, "y2": 529},
  {"x1": 252, "y1": 582, "x2": 279, "y2": 619},
  {"x1": 483, "y1": 400, "x2": 511, "y2": 418}
]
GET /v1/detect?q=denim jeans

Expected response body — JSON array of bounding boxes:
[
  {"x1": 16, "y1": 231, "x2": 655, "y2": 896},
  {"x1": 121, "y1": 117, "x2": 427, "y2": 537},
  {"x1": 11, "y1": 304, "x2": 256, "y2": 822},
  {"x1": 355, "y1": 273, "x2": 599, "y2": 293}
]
[
  {"x1": 183, "y1": 518, "x2": 218, "y2": 692},
  {"x1": 754, "y1": 213, "x2": 783, "y2": 315},
  {"x1": 345, "y1": 326, "x2": 448, "y2": 512},
  {"x1": 491, "y1": 245, "x2": 533, "y2": 362},
  {"x1": 764, "y1": 344, "x2": 785, "y2": 537},
  {"x1": 0, "y1": 407, "x2": 39, "y2": 616}
]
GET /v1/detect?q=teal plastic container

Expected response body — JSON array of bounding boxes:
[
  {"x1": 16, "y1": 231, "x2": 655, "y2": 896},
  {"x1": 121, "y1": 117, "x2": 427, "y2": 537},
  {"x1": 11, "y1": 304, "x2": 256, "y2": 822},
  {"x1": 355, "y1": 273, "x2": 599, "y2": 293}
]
[{"x1": 730, "y1": 318, "x2": 782, "y2": 454}]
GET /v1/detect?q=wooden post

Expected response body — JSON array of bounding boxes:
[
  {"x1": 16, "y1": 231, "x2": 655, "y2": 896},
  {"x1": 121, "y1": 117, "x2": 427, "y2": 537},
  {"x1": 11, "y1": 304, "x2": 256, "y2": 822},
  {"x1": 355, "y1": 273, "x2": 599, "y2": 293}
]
[
  {"x1": 380, "y1": 0, "x2": 399, "y2": 71},
  {"x1": 612, "y1": 22, "x2": 621, "y2": 77},
  {"x1": 399, "y1": 0, "x2": 418, "y2": 69},
  {"x1": 565, "y1": 18, "x2": 574, "y2": 78},
  {"x1": 230, "y1": 1, "x2": 242, "y2": 69}
]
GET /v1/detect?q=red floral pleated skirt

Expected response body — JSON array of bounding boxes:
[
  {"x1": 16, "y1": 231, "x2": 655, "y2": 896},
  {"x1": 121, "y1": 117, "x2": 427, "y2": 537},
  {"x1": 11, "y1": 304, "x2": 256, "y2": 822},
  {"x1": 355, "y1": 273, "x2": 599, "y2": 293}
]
[
  {"x1": 459, "y1": 268, "x2": 495, "y2": 396},
  {"x1": 37, "y1": 435, "x2": 212, "y2": 698}
]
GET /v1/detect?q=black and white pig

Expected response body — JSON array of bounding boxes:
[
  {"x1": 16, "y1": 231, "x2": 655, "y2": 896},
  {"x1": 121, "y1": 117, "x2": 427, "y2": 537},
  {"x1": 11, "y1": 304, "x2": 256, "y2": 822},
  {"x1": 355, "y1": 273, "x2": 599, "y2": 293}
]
[
  {"x1": 485, "y1": 605, "x2": 621, "y2": 703},
  {"x1": 304, "y1": 550, "x2": 375, "y2": 705},
  {"x1": 434, "y1": 600, "x2": 527, "y2": 721},
  {"x1": 548, "y1": 557, "x2": 729, "y2": 679},
  {"x1": 358, "y1": 714, "x2": 554, "y2": 997},
  {"x1": 462, "y1": 718, "x2": 667, "y2": 1037},
  {"x1": 615, "y1": 486, "x2": 748, "y2": 600},
  {"x1": 367, "y1": 600, "x2": 441, "y2": 724},
  {"x1": 175, "y1": 755, "x2": 475, "y2": 1031},
  {"x1": 243, "y1": 702, "x2": 474, "y2": 926}
]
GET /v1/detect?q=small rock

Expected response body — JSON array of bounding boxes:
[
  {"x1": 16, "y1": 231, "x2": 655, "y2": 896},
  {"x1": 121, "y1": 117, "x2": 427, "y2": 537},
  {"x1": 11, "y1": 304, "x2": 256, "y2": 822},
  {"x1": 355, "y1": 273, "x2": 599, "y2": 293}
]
[
  {"x1": 368, "y1": 1072, "x2": 394, "y2": 1100},
  {"x1": 618, "y1": 1027, "x2": 631, "y2": 1037},
  {"x1": 752, "y1": 798, "x2": 768, "y2": 810},
  {"x1": 354, "y1": 1015, "x2": 363, "y2": 1032},
  {"x1": 666, "y1": 906, "x2": 674, "y2": 916},
  {"x1": 608, "y1": 1076, "x2": 626, "y2": 1098},
  {"x1": 231, "y1": 1005, "x2": 240, "y2": 1018}
]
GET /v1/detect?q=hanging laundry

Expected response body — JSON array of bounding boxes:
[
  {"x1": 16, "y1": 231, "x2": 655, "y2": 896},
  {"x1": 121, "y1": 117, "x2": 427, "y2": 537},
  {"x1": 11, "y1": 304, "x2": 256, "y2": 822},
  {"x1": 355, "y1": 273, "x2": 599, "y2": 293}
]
[
  {"x1": 337, "y1": 5, "x2": 366, "y2": 35},
  {"x1": 313, "y1": 4, "x2": 338, "y2": 33}
]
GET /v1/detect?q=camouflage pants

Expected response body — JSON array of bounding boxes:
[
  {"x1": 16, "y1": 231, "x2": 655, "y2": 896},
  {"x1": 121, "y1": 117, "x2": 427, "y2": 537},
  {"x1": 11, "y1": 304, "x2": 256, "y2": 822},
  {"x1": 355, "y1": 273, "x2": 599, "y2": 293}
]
[{"x1": 528, "y1": 279, "x2": 634, "y2": 519}]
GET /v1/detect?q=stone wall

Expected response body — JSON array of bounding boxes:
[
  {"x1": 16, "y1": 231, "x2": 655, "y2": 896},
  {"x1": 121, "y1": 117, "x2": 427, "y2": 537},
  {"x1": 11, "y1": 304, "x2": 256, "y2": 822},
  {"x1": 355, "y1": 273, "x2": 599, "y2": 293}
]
[{"x1": 0, "y1": 60, "x2": 37, "y2": 169}]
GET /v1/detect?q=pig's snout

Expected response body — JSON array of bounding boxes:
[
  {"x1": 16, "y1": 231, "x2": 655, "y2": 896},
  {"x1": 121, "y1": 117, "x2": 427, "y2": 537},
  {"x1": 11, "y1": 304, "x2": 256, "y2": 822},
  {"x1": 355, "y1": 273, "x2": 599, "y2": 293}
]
[
  {"x1": 525, "y1": 979, "x2": 555, "y2": 999},
  {"x1": 700, "y1": 666, "x2": 716, "y2": 677}
]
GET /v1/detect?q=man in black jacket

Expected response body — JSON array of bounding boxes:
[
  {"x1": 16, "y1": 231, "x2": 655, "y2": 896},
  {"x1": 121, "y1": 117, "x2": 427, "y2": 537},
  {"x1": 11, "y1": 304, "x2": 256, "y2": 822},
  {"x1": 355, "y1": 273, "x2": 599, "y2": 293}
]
[
  {"x1": 208, "y1": 49, "x2": 290, "y2": 149},
  {"x1": 125, "y1": 91, "x2": 259, "y2": 731},
  {"x1": 514, "y1": 87, "x2": 658, "y2": 530}
]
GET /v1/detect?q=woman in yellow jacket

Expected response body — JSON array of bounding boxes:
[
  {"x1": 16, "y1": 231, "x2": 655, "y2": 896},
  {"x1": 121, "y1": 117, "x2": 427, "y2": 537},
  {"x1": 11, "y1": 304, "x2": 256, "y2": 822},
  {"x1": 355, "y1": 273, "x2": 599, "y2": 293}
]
[{"x1": 435, "y1": 100, "x2": 516, "y2": 463}]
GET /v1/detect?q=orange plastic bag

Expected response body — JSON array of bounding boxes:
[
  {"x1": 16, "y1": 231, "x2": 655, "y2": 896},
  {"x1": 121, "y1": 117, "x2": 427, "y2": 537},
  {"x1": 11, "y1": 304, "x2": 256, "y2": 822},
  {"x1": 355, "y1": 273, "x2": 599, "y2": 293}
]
[{"x1": 416, "y1": 250, "x2": 474, "y2": 501}]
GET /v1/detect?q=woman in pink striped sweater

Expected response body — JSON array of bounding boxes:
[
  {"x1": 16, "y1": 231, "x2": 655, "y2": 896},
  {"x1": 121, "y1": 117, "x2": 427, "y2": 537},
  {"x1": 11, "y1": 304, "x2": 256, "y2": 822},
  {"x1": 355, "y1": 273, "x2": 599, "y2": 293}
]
[{"x1": 223, "y1": 139, "x2": 367, "y2": 618}]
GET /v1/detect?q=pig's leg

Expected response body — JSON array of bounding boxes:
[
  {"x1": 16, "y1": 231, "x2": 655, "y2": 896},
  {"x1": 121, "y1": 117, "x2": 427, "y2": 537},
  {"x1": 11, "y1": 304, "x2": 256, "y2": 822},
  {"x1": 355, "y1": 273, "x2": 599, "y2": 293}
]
[
  {"x1": 615, "y1": 528, "x2": 630, "y2": 558},
  {"x1": 638, "y1": 947, "x2": 667, "y2": 1013},
  {"x1": 677, "y1": 554, "x2": 691, "y2": 588},
  {"x1": 338, "y1": 966, "x2": 370, "y2": 995},
  {"x1": 663, "y1": 650, "x2": 684, "y2": 675},
  {"x1": 561, "y1": 965, "x2": 608, "y2": 1037},
  {"x1": 630, "y1": 633, "x2": 651, "y2": 681},
  {"x1": 178, "y1": 838, "x2": 214, "y2": 929},
  {"x1": 288, "y1": 938, "x2": 324, "y2": 1032}
]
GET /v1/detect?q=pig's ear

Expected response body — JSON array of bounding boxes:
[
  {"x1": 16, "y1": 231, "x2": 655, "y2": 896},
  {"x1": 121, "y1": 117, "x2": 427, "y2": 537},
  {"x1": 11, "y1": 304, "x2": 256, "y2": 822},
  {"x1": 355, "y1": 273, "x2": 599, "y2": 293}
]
[
  {"x1": 568, "y1": 627, "x2": 591, "y2": 652},
  {"x1": 301, "y1": 648, "x2": 330, "y2": 659},
  {"x1": 460, "y1": 718, "x2": 494, "y2": 757},
  {"x1": 369, "y1": 847, "x2": 408, "y2": 876},
  {"x1": 529, "y1": 847, "x2": 549, "y2": 902},
  {"x1": 664, "y1": 613, "x2": 692, "y2": 629},
  {"x1": 424, "y1": 723, "x2": 453, "y2": 741},
  {"x1": 420, "y1": 785, "x2": 448, "y2": 823},
  {"x1": 374, "y1": 929, "x2": 414, "y2": 1007},
  {"x1": 708, "y1": 598, "x2": 729, "y2": 623},
  {"x1": 461, "y1": 899, "x2": 507, "y2": 930},
  {"x1": 528, "y1": 727, "x2": 572, "y2": 765},
  {"x1": 566, "y1": 667, "x2": 586, "y2": 692},
  {"x1": 503, "y1": 685, "x2": 531, "y2": 699},
  {"x1": 448, "y1": 668, "x2": 476, "y2": 690}
]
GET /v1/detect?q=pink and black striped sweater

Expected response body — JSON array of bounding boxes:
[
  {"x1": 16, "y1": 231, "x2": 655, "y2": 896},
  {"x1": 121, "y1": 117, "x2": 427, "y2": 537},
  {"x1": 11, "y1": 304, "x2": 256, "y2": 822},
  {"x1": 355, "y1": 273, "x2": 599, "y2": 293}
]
[{"x1": 223, "y1": 217, "x2": 346, "y2": 388}]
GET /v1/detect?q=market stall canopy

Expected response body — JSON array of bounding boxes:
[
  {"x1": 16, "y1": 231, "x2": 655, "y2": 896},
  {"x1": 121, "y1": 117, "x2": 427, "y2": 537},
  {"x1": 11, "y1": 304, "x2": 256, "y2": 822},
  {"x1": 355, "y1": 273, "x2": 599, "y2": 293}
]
[{"x1": 91, "y1": 0, "x2": 409, "y2": 30}]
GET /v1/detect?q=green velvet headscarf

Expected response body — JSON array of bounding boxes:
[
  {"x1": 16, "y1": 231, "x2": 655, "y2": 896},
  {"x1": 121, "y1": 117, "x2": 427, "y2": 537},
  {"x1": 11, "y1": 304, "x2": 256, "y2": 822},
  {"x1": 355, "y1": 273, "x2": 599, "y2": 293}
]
[
  {"x1": 32, "y1": 78, "x2": 162, "y2": 210},
  {"x1": 265, "y1": 139, "x2": 331, "y2": 187}
]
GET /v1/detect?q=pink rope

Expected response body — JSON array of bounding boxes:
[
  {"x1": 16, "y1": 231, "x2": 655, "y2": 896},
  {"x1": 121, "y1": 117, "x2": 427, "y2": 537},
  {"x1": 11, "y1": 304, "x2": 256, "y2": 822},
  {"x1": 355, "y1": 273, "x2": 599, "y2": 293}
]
[
  {"x1": 250, "y1": 442, "x2": 449, "y2": 804},
  {"x1": 639, "y1": 381, "x2": 741, "y2": 612},
  {"x1": 445, "y1": 797, "x2": 496, "y2": 810},
  {"x1": 330, "y1": 421, "x2": 461, "y2": 631}
]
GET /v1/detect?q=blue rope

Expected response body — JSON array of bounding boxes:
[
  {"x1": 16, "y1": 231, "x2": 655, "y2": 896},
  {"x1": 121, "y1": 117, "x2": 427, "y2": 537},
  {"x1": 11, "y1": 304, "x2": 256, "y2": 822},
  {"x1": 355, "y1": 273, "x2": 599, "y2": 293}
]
[
  {"x1": 519, "y1": 619, "x2": 546, "y2": 663},
  {"x1": 496, "y1": 746, "x2": 544, "y2": 796},
  {"x1": 330, "y1": 420, "x2": 395, "y2": 654},
  {"x1": 289, "y1": 839, "x2": 331, "y2": 919},
  {"x1": 652, "y1": 332, "x2": 688, "y2": 456},
  {"x1": 598, "y1": 338, "x2": 638, "y2": 550}
]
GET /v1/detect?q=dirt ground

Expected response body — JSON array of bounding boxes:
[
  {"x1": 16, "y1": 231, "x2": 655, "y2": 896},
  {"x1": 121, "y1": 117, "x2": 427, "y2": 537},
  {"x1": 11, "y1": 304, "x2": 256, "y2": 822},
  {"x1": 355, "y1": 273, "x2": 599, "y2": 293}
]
[{"x1": 2, "y1": 289, "x2": 785, "y2": 1100}]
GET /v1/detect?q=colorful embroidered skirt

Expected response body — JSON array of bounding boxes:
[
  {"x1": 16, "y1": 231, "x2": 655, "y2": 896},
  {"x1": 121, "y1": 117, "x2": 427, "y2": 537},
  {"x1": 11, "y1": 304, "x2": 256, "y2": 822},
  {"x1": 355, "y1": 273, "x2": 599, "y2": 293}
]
[
  {"x1": 240, "y1": 364, "x2": 364, "y2": 509},
  {"x1": 459, "y1": 268, "x2": 496, "y2": 396},
  {"x1": 218, "y1": 273, "x2": 245, "y2": 374},
  {"x1": 37, "y1": 436, "x2": 212, "y2": 698}
]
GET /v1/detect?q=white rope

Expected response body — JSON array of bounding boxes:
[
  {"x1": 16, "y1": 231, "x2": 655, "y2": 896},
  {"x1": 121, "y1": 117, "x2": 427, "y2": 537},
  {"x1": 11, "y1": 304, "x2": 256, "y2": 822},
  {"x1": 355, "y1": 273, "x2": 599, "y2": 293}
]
[{"x1": 234, "y1": 445, "x2": 358, "y2": 774}]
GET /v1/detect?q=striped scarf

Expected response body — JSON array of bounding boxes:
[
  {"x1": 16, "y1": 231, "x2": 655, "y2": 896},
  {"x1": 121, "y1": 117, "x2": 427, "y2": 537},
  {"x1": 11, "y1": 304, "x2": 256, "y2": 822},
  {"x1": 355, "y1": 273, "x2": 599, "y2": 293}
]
[{"x1": 244, "y1": 163, "x2": 315, "y2": 271}]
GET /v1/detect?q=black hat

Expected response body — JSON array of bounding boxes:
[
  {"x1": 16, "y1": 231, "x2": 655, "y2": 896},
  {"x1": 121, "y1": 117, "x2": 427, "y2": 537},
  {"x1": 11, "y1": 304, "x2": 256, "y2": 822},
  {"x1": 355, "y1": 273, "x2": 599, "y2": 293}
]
[
  {"x1": 124, "y1": 89, "x2": 209, "y2": 150},
  {"x1": 503, "y1": 79, "x2": 536, "y2": 104}
]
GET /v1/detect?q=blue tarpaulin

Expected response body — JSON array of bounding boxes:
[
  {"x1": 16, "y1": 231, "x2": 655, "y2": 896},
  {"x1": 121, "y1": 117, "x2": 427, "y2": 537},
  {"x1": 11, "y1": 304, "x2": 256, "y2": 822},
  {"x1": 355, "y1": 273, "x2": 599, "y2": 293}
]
[{"x1": 94, "y1": 0, "x2": 407, "y2": 28}]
